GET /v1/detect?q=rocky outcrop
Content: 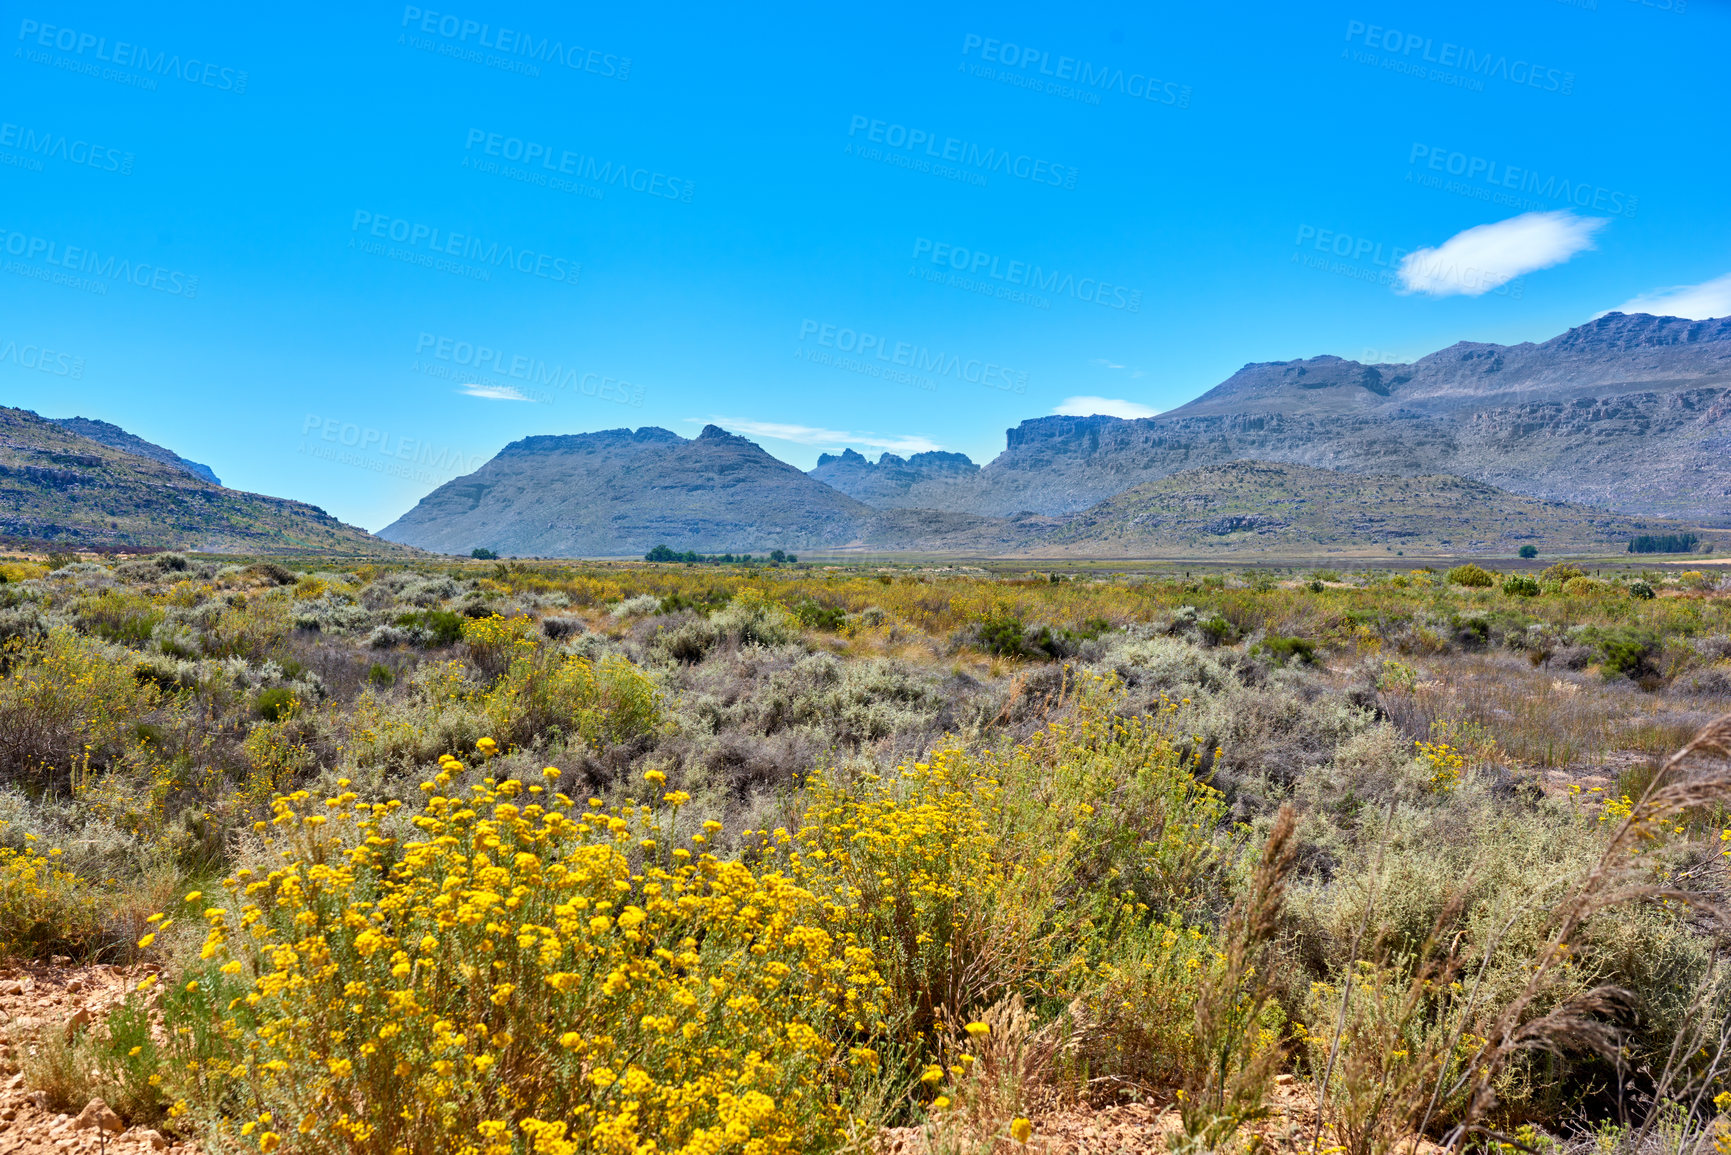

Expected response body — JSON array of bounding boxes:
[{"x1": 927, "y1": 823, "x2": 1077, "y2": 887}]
[
  {"x1": 910, "y1": 313, "x2": 1731, "y2": 522},
  {"x1": 49, "y1": 416, "x2": 220, "y2": 485},
  {"x1": 379, "y1": 425, "x2": 879, "y2": 556}
]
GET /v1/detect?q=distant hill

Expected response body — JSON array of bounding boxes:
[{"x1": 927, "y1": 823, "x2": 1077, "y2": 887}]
[
  {"x1": 818, "y1": 313, "x2": 1731, "y2": 523},
  {"x1": 378, "y1": 425, "x2": 878, "y2": 556},
  {"x1": 809, "y1": 449, "x2": 979, "y2": 506},
  {"x1": 0, "y1": 406, "x2": 407, "y2": 555},
  {"x1": 50, "y1": 416, "x2": 221, "y2": 485},
  {"x1": 1029, "y1": 460, "x2": 1696, "y2": 557}
]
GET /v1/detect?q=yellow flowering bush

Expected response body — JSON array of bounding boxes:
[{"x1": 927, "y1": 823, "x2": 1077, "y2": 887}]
[
  {"x1": 0, "y1": 628, "x2": 163, "y2": 787},
  {"x1": 170, "y1": 756, "x2": 883, "y2": 1155},
  {"x1": 1415, "y1": 741, "x2": 1465, "y2": 793},
  {"x1": 790, "y1": 677, "x2": 1231, "y2": 1065},
  {"x1": 462, "y1": 613, "x2": 535, "y2": 679},
  {"x1": 0, "y1": 832, "x2": 103, "y2": 959},
  {"x1": 480, "y1": 650, "x2": 661, "y2": 751}
]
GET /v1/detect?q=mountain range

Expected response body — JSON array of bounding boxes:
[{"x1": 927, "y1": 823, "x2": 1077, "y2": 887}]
[
  {"x1": 4, "y1": 311, "x2": 1724, "y2": 559},
  {"x1": 808, "y1": 312, "x2": 1731, "y2": 522},
  {"x1": 377, "y1": 311, "x2": 1727, "y2": 557},
  {"x1": 0, "y1": 406, "x2": 404, "y2": 555},
  {"x1": 48, "y1": 416, "x2": 222, "y2": 486}
]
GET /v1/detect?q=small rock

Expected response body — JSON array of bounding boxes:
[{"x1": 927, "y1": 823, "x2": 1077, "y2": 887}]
[
  {"x1": 0, "y1": 1105, "x2": 14, "y2": 1120},
  {"x1": 136, "y1": 1128, "x2": 170, "y2": 1150},
  {"x1": 27, "y1": 1089, "x2": 49, "y2": 1109},
  {"x1": 0, "y1": 981, "x2": 22, "y2": 995},
  {"x1": 1275, "y1": 1073, "x2": 1296, "y2": 1085},
  {"x1": 65, "y1": 1007, "x2": 93, "y2": 1037},
  {"x1": 72, "y1": 1097, "x2": 124, "y2": 1133},
  {"x1": 65, "y1": 979, "x2": 83, "y2": 994}
]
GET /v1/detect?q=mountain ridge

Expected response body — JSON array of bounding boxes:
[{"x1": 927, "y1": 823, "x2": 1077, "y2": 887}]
[
  {"x1": 379, "y1": 424, "x2": 878, "y2": 556},
  {"x1": 814, "y1": 312, "x2": 1731, "y2": 522},
  {"x1": 0, "y1": 406, "x2": 408, "y2": 555},
  {"x1": 49, "y1": 416, "x2": 222, "y2": 485}
]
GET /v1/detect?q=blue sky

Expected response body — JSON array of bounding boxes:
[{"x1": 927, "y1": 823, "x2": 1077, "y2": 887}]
[{"x1": 2, "y1": 0, "x2": 1727, "y2": 530}]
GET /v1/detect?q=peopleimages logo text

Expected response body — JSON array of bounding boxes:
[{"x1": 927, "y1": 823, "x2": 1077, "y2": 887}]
[
  {"x1": 349, "y1": 211, "x2": 580, "y2": 285},
  {"x1": 846, "y1": 116, "x2": 1078, "y2": 189},
  {"x1": 0, "y1": 122, "x2": 132, "y2": 174},
  {"x1": 797, "y1": 319, "x2": 1028, "y2": 394},
  {"x1": 414, "y1": 333, "x2": 646, "y2": 406},
  {"x1": 0, "y1": 338, "x2": 83, "y2": 378},
  {"x1": 399, "y1": 7, "x2": 630, "y2": 79},
  {"x1": 911, "y1": 238, "x2": 1141, "y2": 311},
  {"x1": 1344, "y1": 21, "x2": 1574, "y2": 93},
  {"x1": 0, "y1": 227, "x2": 199, "y2": 296},
  {"x1": 1407, "y1": 143, "x2": 1636, "y2": 217},
  {"x1": 960, "y1": 34, "x2": 1191, "y2": 107},
  {"x1": 16, "y1": 19, "x2": 249, "y2": 92},
  {"x1": 301, "y1": 414, "x2": 489, "y2": 476},
  {"x1": 463, "y1": 130, "x2": 693, "y2": 202}
]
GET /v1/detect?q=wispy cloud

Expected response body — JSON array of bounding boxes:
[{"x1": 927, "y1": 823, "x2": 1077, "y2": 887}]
[
  {"x1": 1053, "y1": 395, "x2": 1158, "y2": 419},
  {"x1": 1397, "y1": 210, "x2": 1607, "y2": 297},
  {"x1": 459, "y1": 383, "x2": 532, "y2": 402},
  {"x1": 700, "y1": 417, "x2": 943, "y2": 455},
  {"x1": 1089, "y1": 357, "x2": 1147, "y2": 379},
  {"x1": 1603, "y1": 272, "x2": 1731, "y2": 321}
]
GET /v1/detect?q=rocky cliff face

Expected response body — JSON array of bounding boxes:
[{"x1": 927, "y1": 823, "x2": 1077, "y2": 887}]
[
  {"x1": 920, "y1": 313, "x2": 1731, "y2": 522},
  {"x1": 808, "y1": 448, "x2": 979, "y2": 506},
  {"x1": 1035, "y1": 460, "x2": 1684, "y2": 556},
  {"x1": 49, "y1": 416, "x2": 221, "y2": 485},
  {"x1": 0, "y1": 407, "x2": 398, "y2": 554},
  {"x1": 379, "y1": 425, "x2": 878, "y2": 556}
]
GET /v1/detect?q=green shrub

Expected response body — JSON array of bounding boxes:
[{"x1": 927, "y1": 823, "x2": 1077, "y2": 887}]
[
  {"x1": 254, "y1": 686, "x2": 297, "y2": 722},
  {"x1": 480, "y1": 649, "x2": 661, "y2": 750},
  {"x1": 1540, "y1": 563, "x2": 1584, "y2": 583},
  {"x1": 367, "y1": 663, "x2": 396, "y2": 687},
  {"x1": 1445, "y1": 564, "x2": 1494, "y2": 588},
  {"x1": 1518, "y1": 545, "x2": 1538, "y2": 559},
  {"x1": 791, "y1": 600, "x2": 846, "y2": 632},
  {"x1": 394, "y1": 608, "x2": 465, "y2": 646},
  {"x1": 1258, "y1": 635, "x2": 1316, "y2": 665},
  {"x1": 710, "y1": 589, "x2": 792, "y2": 647},
  {"x1": 1502, "y1": 575, "x2": 1541, "y2": 597},
  {"x1": 470, "y1": 548, "x2": 499, "y2": 560},
  {"x1": 1575, "y1": 627, "x2": 1658, "y2": 679},
  {"x1": 1628, "y1": 533, "x2": 1698, "y2": 554},
  {"x1": 975, "y1": 616, "x2": 1055, "y2": 660},
  {"x1": 1629, "y1": 581, "x2": 1656, "y2": 600}
]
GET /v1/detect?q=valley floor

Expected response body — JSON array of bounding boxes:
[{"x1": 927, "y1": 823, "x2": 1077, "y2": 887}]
[{"x1": 0, "y1": 550, "x2": 1727, "y2": 1152}]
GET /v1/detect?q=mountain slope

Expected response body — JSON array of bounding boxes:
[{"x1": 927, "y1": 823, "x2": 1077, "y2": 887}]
[
  {"x1": 1031, "y1": 460, "x2": 1696, "y2": 557},
  {"x1": 49, "y1": 416, "x2": 221, "y2": 485},
  {"x1": 872, "y1": 313, "x2": 1731, "y2": 521},
  {"x1": 0, "y1": 406, "x2": 405, "y2": 554},
  {"x1": 378, "y1": 426, "x2": 878, "y2": 556},
  {"x1": 808, "y1": 449, "x2": 980, "y2": 506}
]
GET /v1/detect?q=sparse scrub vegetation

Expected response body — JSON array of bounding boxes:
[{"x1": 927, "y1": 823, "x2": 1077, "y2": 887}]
[{"x1": 0, "y1": 551, "x2": 1727, "y2": 1150}]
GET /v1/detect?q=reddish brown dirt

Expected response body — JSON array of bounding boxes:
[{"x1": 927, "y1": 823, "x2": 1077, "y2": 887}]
[
  {"x1": 0, "y1": 962, "x2": 194, "y2": 1154},
  {"x1": 878, "y1": 1077, "x2": 1447, "y2": 1154}
]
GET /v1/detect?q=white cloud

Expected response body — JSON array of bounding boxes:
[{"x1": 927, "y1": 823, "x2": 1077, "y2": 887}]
[
  {"x1": 1089, "y1": 357, "x2": 1147, "y2": 379},
  {"x1": 702, "y1": 417, "x2": 942, "y2": 456},
  {"x1": 459, "y1": 383, "x2": 531, "y2": 402},
  {"x1": 1603, "y1": 272, "x2": 1731, "y2": 320},
  {"x1": 1396, "y1": 210, "x2": 1607, "y2": 297},
  {"x1": 1052, "y1": 395, "x2": 1159, "y2": 419}
]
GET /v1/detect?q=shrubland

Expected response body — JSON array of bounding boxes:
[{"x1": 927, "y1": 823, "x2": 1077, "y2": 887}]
[{"x1": 0, "y1": 551, "x2": 1728, "y2": 1152}]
